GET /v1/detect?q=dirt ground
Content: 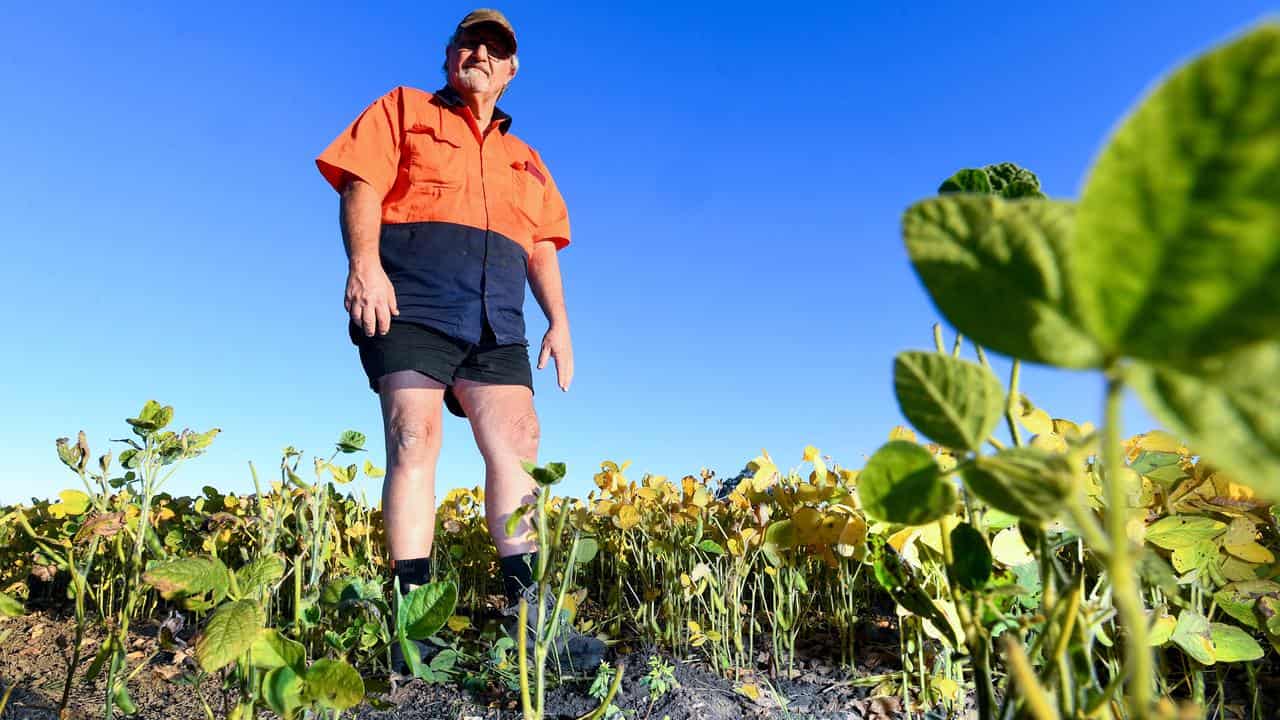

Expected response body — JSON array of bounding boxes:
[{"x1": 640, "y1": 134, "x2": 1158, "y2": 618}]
[{"x1": 1, "y1": 611, "x2": 928, "y2": 720}]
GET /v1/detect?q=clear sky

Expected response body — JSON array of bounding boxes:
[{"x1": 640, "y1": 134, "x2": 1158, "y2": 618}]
[{"x1": 2, "y1": 1, "x2": 1271, "y2": 505}]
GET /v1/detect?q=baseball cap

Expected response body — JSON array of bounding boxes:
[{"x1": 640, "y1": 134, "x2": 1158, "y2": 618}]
[{"x1": 456, "y1": 9, "x2": 517, "y2": 54}]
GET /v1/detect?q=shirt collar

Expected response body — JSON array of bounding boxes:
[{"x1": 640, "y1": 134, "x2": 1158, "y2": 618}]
[{"x1": 435, "y1": 84, "x2": 513, "y2": 134}]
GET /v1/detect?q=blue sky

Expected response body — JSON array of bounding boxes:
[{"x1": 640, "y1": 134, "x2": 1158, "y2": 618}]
[{"x1": 1, "y1": 1, "x2": 1271, "y2": 505}]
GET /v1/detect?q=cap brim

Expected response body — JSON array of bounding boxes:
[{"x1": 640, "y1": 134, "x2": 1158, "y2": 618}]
[{"x1": 458, "y1": 20, "x2": 517, "y2": 53}]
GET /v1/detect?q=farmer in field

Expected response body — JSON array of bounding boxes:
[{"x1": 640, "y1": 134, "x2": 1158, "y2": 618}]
[{"x1": 315, "y1": 9, "x2": 603, "y2": 672}]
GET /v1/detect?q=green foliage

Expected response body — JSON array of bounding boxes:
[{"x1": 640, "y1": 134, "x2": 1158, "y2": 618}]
[
  {"x1": 902, "y1": 196, "x2": 1102, "y2": 369},
  {"x1": 857, "y1": 441, "x2": 954, "y2": 525},
  {"x1": 938, "y1": 162, "x2": 1046, "y2": 199},
  {"x1": 893, "y1": 351, "x2": 1005, "y2": 452}
]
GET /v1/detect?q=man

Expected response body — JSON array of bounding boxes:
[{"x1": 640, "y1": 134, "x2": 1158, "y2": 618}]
[{"x1": 315, "y1": 9, "x2": 603, "y2": 672}]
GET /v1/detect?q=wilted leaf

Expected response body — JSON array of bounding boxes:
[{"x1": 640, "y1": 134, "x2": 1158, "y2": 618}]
[{"x1": 144, "y1": 557, "x2": 231, "y2": 605}]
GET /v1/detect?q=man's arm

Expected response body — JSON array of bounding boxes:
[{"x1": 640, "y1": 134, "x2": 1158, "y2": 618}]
[
  {"x1": 341, "y1": 175, "x2": 399, "y2": 336},
  {"x1": 527, "y1": 241, "x2": 573, "y2": 391}
]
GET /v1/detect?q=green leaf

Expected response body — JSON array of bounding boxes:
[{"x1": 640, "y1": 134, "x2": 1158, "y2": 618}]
[
  {"x1": 961, "y1": 448, "x2": 1074, "y2": 523},
  {"x1": 1073, "y1": 25, "x2": 1280, "y2": 365},
  {"x1": 1145, "y1": 515, "x2": 1227, "y2": 550},
  {"x1": 144, "y1": 557, "x2": 231, "y2": 605},
  {"x1": 304, "y1": 659, "x2": 364, "y2": 710},
  {"x1": 320, "y1": 577, "x2": 380, "y2": 607},
  {"x1": 235, "y1": 555, "x2": 285, "y2": 598},
  {"x1": 857, "y1": 441, "x2": 955, "y2": 526},
  {"x1": 127, "y1": 400, "x2": 174, "y2": 436},
  {"x1": 1210, "y1": 623, "x2": 1265, "y2": 663},
  {"x1": 938, "y1": 168, "x2": 992, "y2": 195},
  {"x1": 195, "y1": 600, "x2": 265, "y2": 673},
  {"x1": 1127, "y1": 344, "x2": 1280, "y2": 500},
  {"x1": 950, "y1": 523, "x2": 993, "y2": 590},
  {"x1": 0, "y1": 592, "x2": 25, "y2": 617},
  {"x1": 336, "y1": 430, "x2": 366, "y2": 453},
  {"x1": 573, "y1": 537, "x2": 599, "y2": 565},
  {"x1": 263, "y1": 666, "x2": 305, "y2": 716},
  {"x1": 1214, "y1": 580, "x2": 1280, "y2": 630},
  {"x1": 902, "y1": 195, "x2": 1103, "y2": 369},
  {"x1": 1171, "y1": 609, "x2": 1216, "y2": 665},
  {"x1": 893, "y1": 351, "x2": 1005, "y2": 452},
  {"x1": 400, "y1": 581, "x2": 458, "y2": 641},
  {"x1": 697, "y1": 540, "x2": 725, "y2": 556},
  {"x1": 248, "y1": 628, "x2": 306, "y2": 672},
  {"x1": 504, "y1": 504, "x2": 534, "y2": 538}
]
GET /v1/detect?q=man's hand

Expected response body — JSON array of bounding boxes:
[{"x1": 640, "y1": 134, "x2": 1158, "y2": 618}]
[
  {"x1": 345, "y1": 264, "x2": 399, "y2": 336},
  {"x1": 537, "y1": 323, "x2": 574, "y2": 391}
]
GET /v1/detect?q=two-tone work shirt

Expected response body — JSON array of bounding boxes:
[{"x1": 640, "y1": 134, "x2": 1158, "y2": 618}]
[{"x1": 315, "y1": 85, "x2": 570, "y2": 346}]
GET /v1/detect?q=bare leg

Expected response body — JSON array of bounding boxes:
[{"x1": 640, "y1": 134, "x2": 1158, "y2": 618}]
[
  {"x1": 450, "y1": 378, "x2": 538, "y2": 556},
  {"x1": 377, "y1": 370, "x2": 446, "y2": 561}
]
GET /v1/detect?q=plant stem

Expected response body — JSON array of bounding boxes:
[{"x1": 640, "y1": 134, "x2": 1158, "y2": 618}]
[{"x1": 1102, "y1": 370, "x2": 1151, "y2": 718}]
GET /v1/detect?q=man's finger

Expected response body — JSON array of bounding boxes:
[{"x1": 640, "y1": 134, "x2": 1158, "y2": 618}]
[
  {"x1": 375, "y1": 303, "x2": 391, "y2": 336},
  {"x1": 537, "y1": 343, "x2": 551, "y2": 370},
  {"x1": 558, "y1": 355, "x2": 574, "y2": 391},
  {"x1": 361, "y1": 305, "x2": 376, "y2": 337}
]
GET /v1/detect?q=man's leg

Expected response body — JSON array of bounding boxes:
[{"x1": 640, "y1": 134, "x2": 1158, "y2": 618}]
[
  {"x1": 449, "y1": 378, "x2": 538, "y2": 559},
  {"x1": 451, "y1": 378, "x2": 605, "y2": 671},
  {"x1": 377, "y1": 370, "x2": 447, "y2": 591}
]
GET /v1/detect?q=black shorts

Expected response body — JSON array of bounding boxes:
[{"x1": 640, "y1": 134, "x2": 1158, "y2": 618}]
[{"x1": 349, "y1": 319, "x2": 533, "y2": 418}]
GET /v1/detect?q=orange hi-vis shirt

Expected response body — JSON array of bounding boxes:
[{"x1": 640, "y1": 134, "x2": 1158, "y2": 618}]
[{"x1": 316, "y1": 85, "x2": 569, "y2": 346}]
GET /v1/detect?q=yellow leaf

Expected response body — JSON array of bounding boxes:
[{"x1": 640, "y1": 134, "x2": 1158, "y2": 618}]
[
  {"x1": 1029, "y1": 433, "x2": 1067, "y2": 453},
  {"x1": 889, "y1": 426, "x2": 917, "y2": 442},
  {"x1": 705, "y1": 630, "x2": 722, "y2": 641},
  {"x1": 49, "y1": 490, "x2": 91, "y2": 518},
  {"x1": 834, "y1": 515, "x2": 868, "y2": 558},
  {"x1": 763, "y1": 566, "x2": 777, "y2": 576},
  {"x1": 803, "y1": 445, "x2": 820, "y2": 463},
  {"x1": 614, "y1": 505, "x2": 640, "y2": 530},
  {"x1": 1019, "y1": 407, "x2": 1054, "y2": 436},
  {"x1": 1223, "y1": 518, "x2": 1258, "y2": 547},
  {"x1": 738, "y1": 684, "x2": 760, "y2": 701},
  {"x1": 687, "y1": 620, "x2": 701, "y2": 634},
  {"x1": 1224, "y1": 542, "x2": 1274, "y2": 564},
  {"x1": 934, "y1": 677, "x2": 961, "y2": 701},
  {"x1": 1137, "y1": 430, "x2": 1184, "y2": 454},
  {"x1": 446, "y1": 615, "x2": 470, "y2": 633},
  {"x1": 991, "y1": 527, "x2": 1034, "y2": 567}
]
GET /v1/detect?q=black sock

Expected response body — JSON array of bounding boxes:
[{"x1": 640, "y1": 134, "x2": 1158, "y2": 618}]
[
  {"x1": 499, "y1": 552, "x2": 537, "y2": 603},
  {"x1": 393, "y1": 557, "x2": 432, "y2": 594}
]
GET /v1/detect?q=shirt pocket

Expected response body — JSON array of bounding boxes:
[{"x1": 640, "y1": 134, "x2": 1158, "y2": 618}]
[
  {"x1": 403, "y1": 123, "x2": 465, "y2": 189},
  {"x1": 510, "y1": 160, "x2": 545, "y2": 226}
]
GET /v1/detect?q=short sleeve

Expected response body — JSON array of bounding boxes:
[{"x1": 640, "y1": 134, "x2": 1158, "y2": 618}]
[
  {"x1": 531, "y1": 151, "x2": 570, "y2": 250},
  {"x1": 315, "y1": 87, "x2": 405, "y2": 196}
]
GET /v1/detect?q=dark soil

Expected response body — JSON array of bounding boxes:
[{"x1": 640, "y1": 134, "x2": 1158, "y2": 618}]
[{"x1": 2, "y1": 611, "x2": 916, "y2": 719}]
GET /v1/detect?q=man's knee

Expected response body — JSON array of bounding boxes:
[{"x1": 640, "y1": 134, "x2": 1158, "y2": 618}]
[
  {"x1": 506, "y1": 411, "x2": 540, "y2": 457},
  {"x1": 387, "y1": 415, "x2": 441, "y2": 460}
]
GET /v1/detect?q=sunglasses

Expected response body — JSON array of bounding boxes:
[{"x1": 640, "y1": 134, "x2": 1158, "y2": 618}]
[{"x1": 454, "y1": 35, "x2": 513, "y2": 60}]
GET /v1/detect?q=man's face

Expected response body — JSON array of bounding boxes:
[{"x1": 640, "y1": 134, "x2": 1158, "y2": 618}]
[{"x1": 447, "y1": 25, "x2": 516, "y2": 97}]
